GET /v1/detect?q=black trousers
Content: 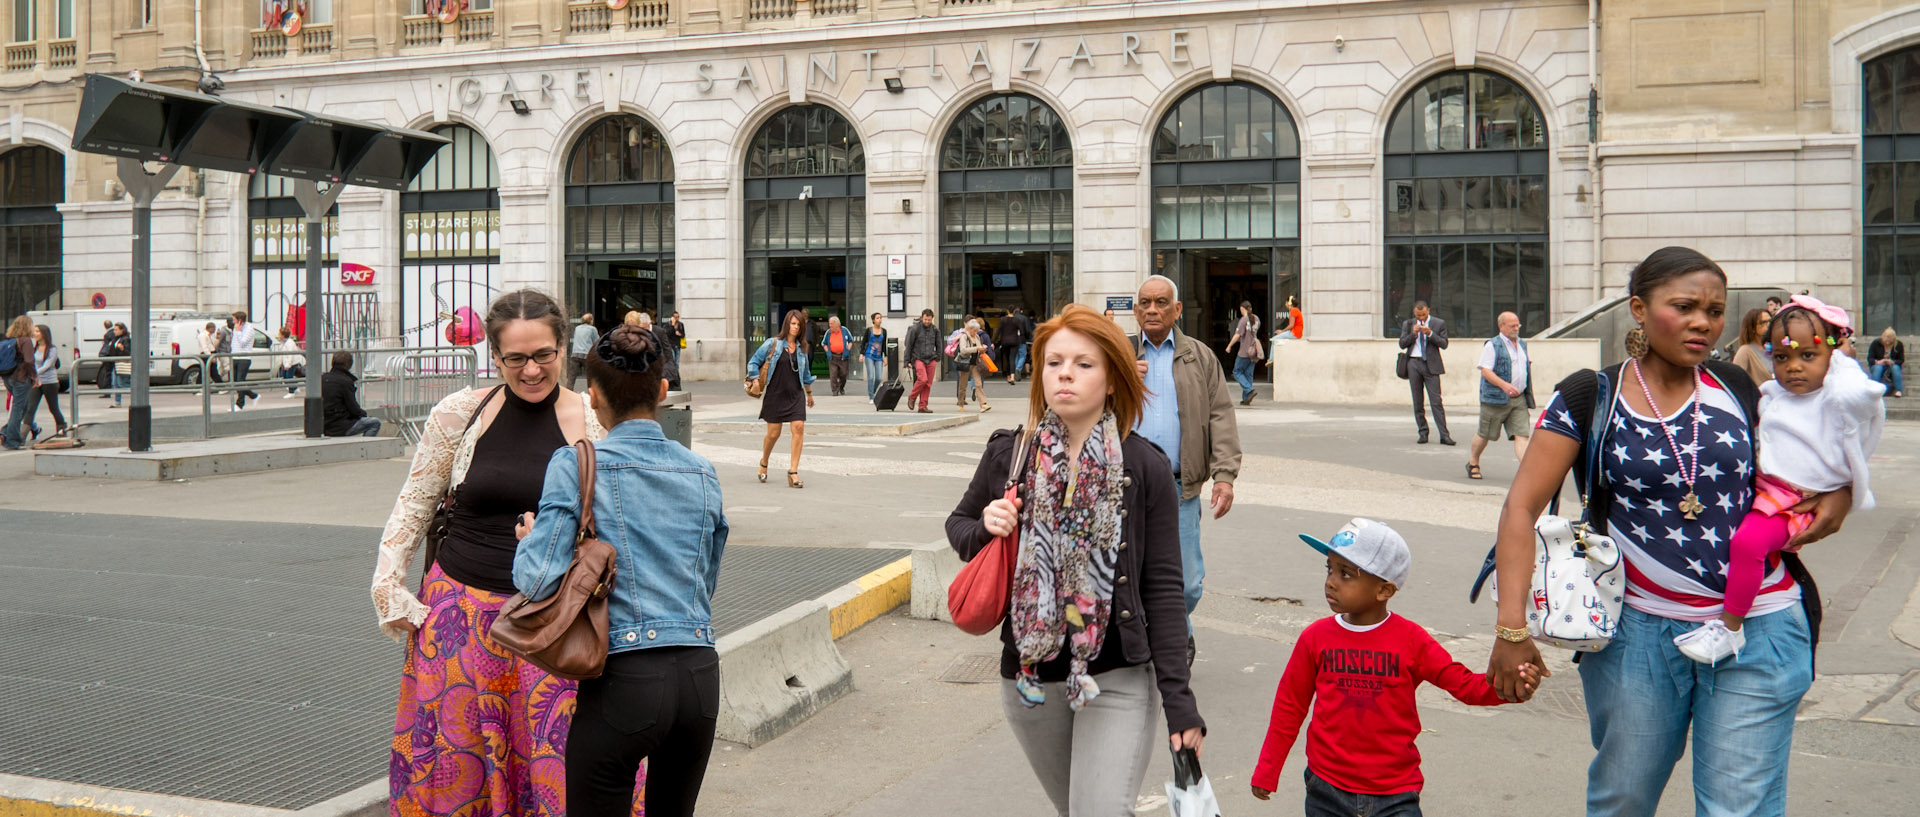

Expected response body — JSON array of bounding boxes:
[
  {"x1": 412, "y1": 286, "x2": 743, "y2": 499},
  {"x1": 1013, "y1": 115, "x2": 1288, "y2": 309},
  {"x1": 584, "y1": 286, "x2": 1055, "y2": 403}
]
[
  {"x1": 997, "y1": 344, "x2": 1022, "y2": 380},
  {"x1": 568, "y1": 645, "x2": 720, "y2": 817},
  {"x1": 231, "y1": 359, "x2": 259, "y2": 404},
  {"x1": 1407, "y1": 358, "x2": 1447, "y2": 437}
]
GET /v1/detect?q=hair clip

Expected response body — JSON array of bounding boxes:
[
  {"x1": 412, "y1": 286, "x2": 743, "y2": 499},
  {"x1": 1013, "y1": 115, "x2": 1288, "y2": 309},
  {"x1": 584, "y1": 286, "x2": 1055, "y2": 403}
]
[
  {"x1": 1762, "y1": 342, "x2": 1773, "y2": 353},
  {"x1": 1825, "y1": 336, "x2": 1838, "y2": 346},
  {"x1": 1786, "y1": 338, "x2": 1800, "y2": 349}
]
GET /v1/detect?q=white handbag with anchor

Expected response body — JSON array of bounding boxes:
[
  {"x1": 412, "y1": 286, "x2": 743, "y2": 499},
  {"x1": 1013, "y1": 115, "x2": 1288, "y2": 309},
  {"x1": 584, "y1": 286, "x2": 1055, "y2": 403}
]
[{"x1": 1524, "y1": 516, "x2": 1625, "y2": 652}]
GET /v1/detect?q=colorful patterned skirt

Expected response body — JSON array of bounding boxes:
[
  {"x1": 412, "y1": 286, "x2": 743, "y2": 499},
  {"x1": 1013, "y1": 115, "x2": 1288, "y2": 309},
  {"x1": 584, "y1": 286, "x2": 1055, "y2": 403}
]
[{"x1": 390, "y1": 563, "x2": 644, "y2": 817}]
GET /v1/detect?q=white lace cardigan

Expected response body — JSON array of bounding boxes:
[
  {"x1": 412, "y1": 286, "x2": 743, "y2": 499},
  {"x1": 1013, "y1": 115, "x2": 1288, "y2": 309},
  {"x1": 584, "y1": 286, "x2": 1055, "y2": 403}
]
[{"x1": 370, "y1": 386, "x2": 606, "y2": 642}]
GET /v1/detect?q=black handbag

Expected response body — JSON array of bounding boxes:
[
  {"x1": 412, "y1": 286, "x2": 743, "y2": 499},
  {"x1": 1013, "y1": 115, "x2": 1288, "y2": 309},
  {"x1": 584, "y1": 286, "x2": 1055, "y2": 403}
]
[
  {"x1": 419, "y1": 385, "x2": 503, "y2": 592},
  {"x1": 1395, "y1": 351, "x2": 1410, "y2": 380}
]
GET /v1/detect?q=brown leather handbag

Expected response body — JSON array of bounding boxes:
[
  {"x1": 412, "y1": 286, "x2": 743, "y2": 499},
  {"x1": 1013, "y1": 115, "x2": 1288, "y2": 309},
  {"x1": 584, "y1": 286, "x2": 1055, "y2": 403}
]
[{"x1": 489, "y1": 440, "x2": 618, "y2": 681}]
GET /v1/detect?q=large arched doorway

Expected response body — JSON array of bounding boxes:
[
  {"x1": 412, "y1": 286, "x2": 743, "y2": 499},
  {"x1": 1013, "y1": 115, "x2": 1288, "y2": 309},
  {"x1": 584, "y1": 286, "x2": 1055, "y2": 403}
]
[
  {"x1": 564, "y1": 115, "x2": 675, "y2": 334},
  {"x1": 1863, "y1": 47, "x2": 1920, "y2": 334},
  {"x1": 401, "y1": 124, "x2": 500, "y2": 359},
  {"x1": 0, "y1": 146, "x2": 64, "y2": 320},
  {"x1": 1148, "y1": 82, "x2": 1300, "y2": 371},
  {"x1": 1382, "y1": 70, "x2": 1548, "y2": 338},
  {"x1": 744, "y1": 104, "x2": 865, "y2": 374},
  {"x1": 938, "y1": 93, "x2": 1073, "y2": 333}
]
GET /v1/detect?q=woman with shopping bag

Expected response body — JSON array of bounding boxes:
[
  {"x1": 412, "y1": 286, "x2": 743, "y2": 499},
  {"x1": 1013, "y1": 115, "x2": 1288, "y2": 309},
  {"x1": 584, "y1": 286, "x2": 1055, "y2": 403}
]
[{"x1": 946, "y1": 304, "x2": 1203, "y2": 817}]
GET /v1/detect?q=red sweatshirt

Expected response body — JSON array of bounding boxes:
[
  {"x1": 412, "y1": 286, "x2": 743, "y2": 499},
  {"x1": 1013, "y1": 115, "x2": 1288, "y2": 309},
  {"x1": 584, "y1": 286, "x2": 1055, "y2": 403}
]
[{"x1": 1250, "y1": 612, "x2": 1508, "y2": 795}]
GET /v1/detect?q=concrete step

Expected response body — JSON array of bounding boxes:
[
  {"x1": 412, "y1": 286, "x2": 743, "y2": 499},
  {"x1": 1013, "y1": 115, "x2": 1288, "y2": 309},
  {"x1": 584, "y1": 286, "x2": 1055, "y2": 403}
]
[
  {"x1": 71, "y1": 405, "x2": 308, "y2": 443},
  {"x1": 1887, "y1": 399, "x2": 1919, "y2": 422},
  {"x1": 33, "y1": 434, "x2": 403, "y2": 480}
]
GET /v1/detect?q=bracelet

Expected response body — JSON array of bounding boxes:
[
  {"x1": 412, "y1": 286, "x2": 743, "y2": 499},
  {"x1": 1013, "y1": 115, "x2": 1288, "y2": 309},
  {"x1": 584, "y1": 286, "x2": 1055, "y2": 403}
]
[{"x1": 1494, "y1": 624, "x2": 1531, "y2": 643}]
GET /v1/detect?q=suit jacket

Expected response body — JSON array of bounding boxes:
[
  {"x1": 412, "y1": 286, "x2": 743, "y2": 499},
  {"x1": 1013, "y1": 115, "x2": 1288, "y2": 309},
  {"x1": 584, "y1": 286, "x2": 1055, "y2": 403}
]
[{"x1": 1398, "y1": 317, "x2": 1449, "y2": 374}]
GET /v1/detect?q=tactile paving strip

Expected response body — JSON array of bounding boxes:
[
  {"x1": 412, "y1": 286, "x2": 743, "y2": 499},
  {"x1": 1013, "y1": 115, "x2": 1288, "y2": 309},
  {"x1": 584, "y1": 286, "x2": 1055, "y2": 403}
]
[{"x1": 0, "y1": 510, "x2": 903, "y2": 809}]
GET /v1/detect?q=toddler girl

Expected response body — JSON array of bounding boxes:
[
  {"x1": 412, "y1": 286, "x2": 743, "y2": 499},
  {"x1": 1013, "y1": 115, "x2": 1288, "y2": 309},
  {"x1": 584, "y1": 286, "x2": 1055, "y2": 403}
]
[{"x1": 1675, "y1": 295, "x2": 1885, "y2": 663}]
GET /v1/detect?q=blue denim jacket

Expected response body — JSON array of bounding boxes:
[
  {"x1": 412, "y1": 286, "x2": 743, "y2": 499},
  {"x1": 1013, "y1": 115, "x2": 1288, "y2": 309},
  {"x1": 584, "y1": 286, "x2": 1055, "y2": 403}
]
[
  {"x1": 747, "y1": 337, "x2": 817, "y2": 386},
  {"x1": 513, "y1": 419, "x2": 728, "y2": 653}
]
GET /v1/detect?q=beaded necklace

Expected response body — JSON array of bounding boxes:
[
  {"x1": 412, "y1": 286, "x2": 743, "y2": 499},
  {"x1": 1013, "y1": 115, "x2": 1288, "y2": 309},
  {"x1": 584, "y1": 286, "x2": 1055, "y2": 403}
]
[{"x1": 1630, "y1": 358, "x2": 1707, "y2": 520}]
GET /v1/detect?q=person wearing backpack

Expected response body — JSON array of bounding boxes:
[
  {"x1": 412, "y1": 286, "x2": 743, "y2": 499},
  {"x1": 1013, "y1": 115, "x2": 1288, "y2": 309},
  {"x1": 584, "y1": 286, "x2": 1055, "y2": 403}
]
[
  {"x1": 2, "y1": 316, "x2": 38, "y2": 450},
  {"x1": 1485, "y1": 247, "x2": 1856, "y2": 816}
]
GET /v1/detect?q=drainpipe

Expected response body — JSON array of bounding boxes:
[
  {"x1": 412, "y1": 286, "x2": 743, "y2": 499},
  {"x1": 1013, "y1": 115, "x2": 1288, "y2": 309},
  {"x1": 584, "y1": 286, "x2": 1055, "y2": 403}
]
[
  {"x1": 194, "y1": 0, "x2": 211, "y2": 311},
  {"x1": 1588, "y1": 0, "x2": 1603, "y2": 302}
]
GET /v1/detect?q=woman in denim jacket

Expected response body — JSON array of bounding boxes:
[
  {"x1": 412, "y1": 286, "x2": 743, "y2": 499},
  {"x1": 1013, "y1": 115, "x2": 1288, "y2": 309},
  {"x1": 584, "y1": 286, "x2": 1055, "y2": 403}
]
[
  {"x1": 746, "y1": 309, "x2": 816, "y2": 487},
  {"x1": 513, "y1": 325, "x2": 729, "y2": 817}
]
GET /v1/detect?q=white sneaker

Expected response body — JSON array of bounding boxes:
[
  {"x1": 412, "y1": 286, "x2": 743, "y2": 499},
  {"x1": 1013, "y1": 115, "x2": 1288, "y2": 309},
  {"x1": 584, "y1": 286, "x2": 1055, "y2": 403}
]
[
  {"x1": 283, "y1": 392, "x2": 298, "y2": 399},
  {"x1": 1674, "y1": 619, "x2": 1745, "y2": 664}
]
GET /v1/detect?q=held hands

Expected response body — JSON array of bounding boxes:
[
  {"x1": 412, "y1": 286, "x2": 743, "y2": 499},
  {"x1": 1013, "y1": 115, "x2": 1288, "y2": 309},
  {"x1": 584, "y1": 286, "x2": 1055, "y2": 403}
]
[
  {"x1": 515, "y1": 512, "x2": 535, "y2": 542},
  {"x1": 982, "y1": 497, "x2": 1022, "y2": 538},
  {"x1": 1488, "y1": 637, "x2": 1550, "y2": 703}
]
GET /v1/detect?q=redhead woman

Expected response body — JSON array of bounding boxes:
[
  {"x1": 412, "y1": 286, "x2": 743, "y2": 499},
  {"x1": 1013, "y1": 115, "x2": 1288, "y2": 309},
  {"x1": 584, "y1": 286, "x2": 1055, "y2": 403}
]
[
  {"x1": 1486, "y1": 247, "x2": 1853, "y2": 816},
  {"x1": 947, "y1": 305, "x2": 1202, "y2": 817},
  {"x1": 371, "y1": 289, "x2": 639, "y2": 817},
  {"x1": 747, "y1": 309, "x2": 816, "y2": 488}
]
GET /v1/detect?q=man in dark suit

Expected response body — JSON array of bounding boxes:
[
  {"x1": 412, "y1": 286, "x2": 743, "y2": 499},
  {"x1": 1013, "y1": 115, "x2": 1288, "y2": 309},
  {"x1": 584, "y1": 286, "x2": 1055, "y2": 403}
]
[{"x1": 1398, "y1": 301, "x2": 1454, "y2": 445}]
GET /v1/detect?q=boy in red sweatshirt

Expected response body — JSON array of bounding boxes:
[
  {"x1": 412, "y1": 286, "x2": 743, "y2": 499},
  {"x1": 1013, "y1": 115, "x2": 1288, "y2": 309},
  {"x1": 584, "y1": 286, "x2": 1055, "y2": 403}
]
[{"x1": 1250, "y1": 518, "x2": 1538, "y2": 816}]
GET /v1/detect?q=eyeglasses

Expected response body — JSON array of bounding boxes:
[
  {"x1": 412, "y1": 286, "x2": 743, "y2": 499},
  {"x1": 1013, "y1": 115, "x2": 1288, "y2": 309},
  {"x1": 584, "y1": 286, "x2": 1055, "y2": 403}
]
[{"x1": 498, "y1": 349, "x2": 561, "y2": 369}]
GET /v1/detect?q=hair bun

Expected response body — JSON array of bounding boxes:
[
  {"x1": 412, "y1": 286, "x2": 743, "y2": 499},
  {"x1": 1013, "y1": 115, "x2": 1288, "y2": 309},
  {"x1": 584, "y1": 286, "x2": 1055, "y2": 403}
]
[{"x1": 595, "y1": 325, "x2": 661, "y2": 374}]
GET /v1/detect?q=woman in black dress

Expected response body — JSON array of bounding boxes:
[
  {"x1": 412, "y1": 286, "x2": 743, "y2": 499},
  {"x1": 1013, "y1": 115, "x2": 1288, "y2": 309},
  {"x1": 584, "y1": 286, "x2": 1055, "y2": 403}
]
[{"x1": 747, "y1": 309, "x2": 816, "y2": 488}]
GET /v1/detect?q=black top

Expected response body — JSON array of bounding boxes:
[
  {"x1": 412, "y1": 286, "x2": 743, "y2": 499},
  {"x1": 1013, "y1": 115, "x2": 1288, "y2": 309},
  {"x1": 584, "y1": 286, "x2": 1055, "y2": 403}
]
[
  {"x1": 320, "y1": 368, "x2": 367, "y2": 436},
  {"x1": 1868, "y1": 338, "x2": 1905, "y2": 367},
  {"x1": 905, "y1": 322, "x2": 943, "y2": 363},
  {"x1": 758, "y1": 344, "x2": 807, "y2": 425},
  {"x1": 438, "y1": 386, "x2": 569, "y2": 594},
  {"x1": 946, "y1": 428, "x2": 1203, "y2": 734}
]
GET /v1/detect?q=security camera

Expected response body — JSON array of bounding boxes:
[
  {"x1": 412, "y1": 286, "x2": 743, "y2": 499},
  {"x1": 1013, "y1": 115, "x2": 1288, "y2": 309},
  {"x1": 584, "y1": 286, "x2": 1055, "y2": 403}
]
[{"x1": 197, "y1": 74, "x2": 225, "y2": 95}]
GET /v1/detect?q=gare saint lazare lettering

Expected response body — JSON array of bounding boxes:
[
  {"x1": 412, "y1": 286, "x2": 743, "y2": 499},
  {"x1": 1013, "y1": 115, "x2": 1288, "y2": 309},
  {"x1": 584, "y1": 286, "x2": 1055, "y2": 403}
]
[
  {"x1": 693, "y1": 31, "x2": 1190, "y2": 95},
  {"x1": 454, "y1": 70, "x2": 594, "y2": 111}
]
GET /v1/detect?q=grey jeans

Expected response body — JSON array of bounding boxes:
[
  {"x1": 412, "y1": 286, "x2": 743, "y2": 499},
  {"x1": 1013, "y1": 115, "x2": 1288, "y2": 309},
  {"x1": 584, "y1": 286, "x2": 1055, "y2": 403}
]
[{"x1": 1000, "y1": 663, "x2": 1160, "y2": 817}]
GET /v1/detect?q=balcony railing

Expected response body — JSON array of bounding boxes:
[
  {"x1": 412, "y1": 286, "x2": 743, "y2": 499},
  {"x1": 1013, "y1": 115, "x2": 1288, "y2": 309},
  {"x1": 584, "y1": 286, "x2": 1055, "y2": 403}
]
[
  {"x1": 814, "y1": 0, "x2": 858, "y2": 16},
  {"x1": 630, "y1": 1, "x2": 671, "y2": 28},
  {"x1": 402, "y1": 15, "x2": 440, "y2": 48},
  {"x1": 748, "y1": 0, "x2": 794, "y2": 21},
  {"x1": 47, "y1": 38, "x2": 74, "y2": 68},
  {"x1": 250, "y1": 29, "x2": 287, "y2": 59},
  {"x1": 458, "y1": 11, "x2": 493, "y2": 43},
  {"x1": 303, "y1": 24, "x2": 334, "y2": 54},
  {"x1": 570, "y1": 2, "x2": 611, "y2": 34},
  {"x1": 5, "y1": 42, "x2": 36, "y2": 72}
]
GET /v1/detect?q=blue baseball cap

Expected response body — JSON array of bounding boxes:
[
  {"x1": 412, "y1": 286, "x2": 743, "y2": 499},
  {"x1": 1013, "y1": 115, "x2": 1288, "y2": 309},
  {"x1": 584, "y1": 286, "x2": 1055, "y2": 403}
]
[{"x1": 1300, "y1": 518, "x2": 1411, "y2": 588}]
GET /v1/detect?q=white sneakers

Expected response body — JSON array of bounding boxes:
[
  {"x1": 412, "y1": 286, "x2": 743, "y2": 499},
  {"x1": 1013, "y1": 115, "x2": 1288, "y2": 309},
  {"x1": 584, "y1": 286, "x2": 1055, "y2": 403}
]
[{"x1": 1674, "y1": 619, "x2": 1745, "y2": 664}]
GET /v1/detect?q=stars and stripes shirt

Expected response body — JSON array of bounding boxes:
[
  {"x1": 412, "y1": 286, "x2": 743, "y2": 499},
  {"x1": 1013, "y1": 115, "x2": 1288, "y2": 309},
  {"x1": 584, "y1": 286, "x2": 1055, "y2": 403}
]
[{"x1": 1536, "y1": 371, "x2": 1800, "y2": 622}]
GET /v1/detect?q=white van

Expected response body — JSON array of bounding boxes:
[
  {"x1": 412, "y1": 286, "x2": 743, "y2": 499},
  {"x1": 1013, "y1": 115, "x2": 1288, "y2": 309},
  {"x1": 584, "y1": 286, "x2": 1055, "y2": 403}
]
[{"x1": 26, "y1": 308, "x2": 263, "y2": 388}]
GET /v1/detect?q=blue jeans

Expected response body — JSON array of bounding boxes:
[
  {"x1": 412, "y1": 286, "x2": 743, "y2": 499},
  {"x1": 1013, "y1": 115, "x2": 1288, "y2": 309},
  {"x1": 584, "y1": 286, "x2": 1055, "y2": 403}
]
[
  {"x1": 1014, "y1": 343, "x2": 1029, "y2": 376},
  {"x1": 1871, "y1": 362, "x2": 1903, "y2": 393},
  {"x1": 1304, "y1": 768, "x2": 1422, "y2": 817},
  {"x1": 2, "y1": 378, "x2": 29, "y2": 448},
  {"x1": 344, "y1": 416, "x2": 382, "y2": 437},
  {"x1": 1232, "y1": 356, "x2": 1256, "y2": 400},
  {"x1": 864, "y1": 357, "x2": 885, "y2": 399},
  {"x1": 112, "y1": 372, "x2": 129, "y2": 407},
  {"x1": 1579, "y1": 604, "x2": 1812, "y2": 817},
  {"x1": 1177, "y1": 493, "x2": 1203, "y2": 622}
]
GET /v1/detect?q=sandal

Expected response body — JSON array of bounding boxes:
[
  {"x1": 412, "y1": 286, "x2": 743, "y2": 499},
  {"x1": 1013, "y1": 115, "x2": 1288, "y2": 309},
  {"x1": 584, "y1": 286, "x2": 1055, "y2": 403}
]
[
  {"x1": 788, "y1": 471, "x2": 805, "y2": 489},
  {"x1": 1466, "y1": 462, "x2": 1483, "y2": 480},
  {"x1": 758, "y1": 460, "x2": 769, "y2": 483}
]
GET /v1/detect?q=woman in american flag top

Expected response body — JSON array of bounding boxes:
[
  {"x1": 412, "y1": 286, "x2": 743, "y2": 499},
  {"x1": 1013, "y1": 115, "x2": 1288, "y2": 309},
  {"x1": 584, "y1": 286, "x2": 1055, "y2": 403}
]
[{"x1": 1484, "y1": 247, "x2": 1856, "y2": 817}]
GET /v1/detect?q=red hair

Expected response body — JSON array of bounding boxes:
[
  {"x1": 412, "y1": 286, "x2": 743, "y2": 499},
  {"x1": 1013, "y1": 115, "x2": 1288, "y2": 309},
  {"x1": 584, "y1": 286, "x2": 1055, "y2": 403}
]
[{"x1": 1026, "y1": 304, "x2": 1145, "y2": 434}]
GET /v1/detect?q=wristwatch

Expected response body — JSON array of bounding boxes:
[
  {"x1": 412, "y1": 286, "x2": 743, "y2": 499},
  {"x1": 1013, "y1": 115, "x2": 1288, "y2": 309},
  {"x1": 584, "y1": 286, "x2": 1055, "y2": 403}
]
[{"x1": 1495, "y1": 624, "x2": 1531, "y2": 643}]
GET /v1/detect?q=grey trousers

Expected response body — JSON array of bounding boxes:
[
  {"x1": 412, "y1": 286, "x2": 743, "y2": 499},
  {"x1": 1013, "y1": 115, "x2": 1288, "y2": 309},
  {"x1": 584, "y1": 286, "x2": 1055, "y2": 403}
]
[
  {"x1": 1407, "y1": 358, "x2": 1448, "y2": 437},
  {"x1": 1000, "y1": 663, "x2": 1160, "y2": 817}
]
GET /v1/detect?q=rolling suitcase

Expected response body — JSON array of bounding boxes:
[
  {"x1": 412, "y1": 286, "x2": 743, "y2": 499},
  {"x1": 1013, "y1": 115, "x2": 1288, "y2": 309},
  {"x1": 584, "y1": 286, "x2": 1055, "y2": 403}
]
[{"x1": 874, "y1": 347, "x2": 905, "y2": 411}]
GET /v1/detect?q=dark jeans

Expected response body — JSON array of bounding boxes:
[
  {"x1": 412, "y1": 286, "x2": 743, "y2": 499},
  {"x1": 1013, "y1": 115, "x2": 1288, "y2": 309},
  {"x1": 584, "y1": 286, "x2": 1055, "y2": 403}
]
[
  {"x1": 828, "y1": 356, "x2": 850, "y2": 395},
  {"x1": 997, "y1": 344, "x2": 1022, "y2": 381},
  {"x1": 1304, "y1": 768, "x2": 1423, "y2": 817},
  {"x1": 26, "y1": 383, "x2": 64, "y2": 430},
  {"x1": 569, "y1": 355, "x2": 587, "y2": 389},
  {"x1": 1, "y1": 378, "x2": 29, "y2": 448},
  {"x1": 1407, "y1": 358, "x2": 1447, "y2": 437},
  {"x1": 232, "y1": 359, "x2": 259, "y2": 405},
  {"x1": 345, "y1": 417, "x2": 381, "y2": 437},
  {"x1": 568, "y1": 645, "x2": 720, "y2": 817}
]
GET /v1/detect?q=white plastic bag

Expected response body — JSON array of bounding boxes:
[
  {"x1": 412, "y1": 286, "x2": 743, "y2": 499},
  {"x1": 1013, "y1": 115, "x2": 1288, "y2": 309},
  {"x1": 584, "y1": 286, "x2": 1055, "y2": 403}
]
[{"x1": 1165, "y1": 747, "x2": 1222, "y2": 817}]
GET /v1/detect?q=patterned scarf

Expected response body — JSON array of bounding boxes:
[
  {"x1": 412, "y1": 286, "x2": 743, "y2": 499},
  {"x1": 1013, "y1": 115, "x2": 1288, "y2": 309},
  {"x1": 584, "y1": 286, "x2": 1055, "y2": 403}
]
[{"x1": 1010, "y1": 410, "x2": 1126, "y2": 711}]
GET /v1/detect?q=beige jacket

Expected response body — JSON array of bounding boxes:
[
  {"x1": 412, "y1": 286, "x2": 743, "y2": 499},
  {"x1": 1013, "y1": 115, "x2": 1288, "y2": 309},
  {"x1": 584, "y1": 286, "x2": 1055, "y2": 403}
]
[{"x1": 1134, "y1": 327, "x2": 1242, "y2": 501}]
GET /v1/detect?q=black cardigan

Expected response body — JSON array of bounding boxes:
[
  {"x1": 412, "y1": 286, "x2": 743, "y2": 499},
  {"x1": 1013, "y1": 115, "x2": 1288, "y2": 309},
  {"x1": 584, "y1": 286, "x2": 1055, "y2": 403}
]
[
  {"x1": 1868, "y1": 338, "x2": 1905, "y2": 368},
  {"x1": 946, "y1": 427, "x2": 1203, "y2": 735}
]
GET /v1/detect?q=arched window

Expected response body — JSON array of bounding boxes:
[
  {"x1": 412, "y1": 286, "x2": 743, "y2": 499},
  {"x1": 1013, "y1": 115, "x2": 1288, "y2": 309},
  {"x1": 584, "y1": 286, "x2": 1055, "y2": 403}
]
[
  {"x1": 564, "y1": 115, "x2": 675, "y2": 333},
  {"x1": 1382, "y1": 70, "x2": 1548, "y2": 338},
  {"x1": 1149, "y1": 82, "x2": 1300, "y2": 366},
  {"x1": 744, "y1": 105, "x2": 865, "y2": 356},
  {"x1": 1863, "y1": 47, "x2": 1920, "y2": 334},
  {"x1": 938, "y1": 93, "x2": 1073, "y2": 333},
  {"x1": 401, "y1": 124, "x2": 499, "y2": 356},
  {"x1": 247, "y1": 171, "x2": 337, "y2": 340},
  {"x1": 0, "y1": 146, "x2": 63, "y2": 319}
]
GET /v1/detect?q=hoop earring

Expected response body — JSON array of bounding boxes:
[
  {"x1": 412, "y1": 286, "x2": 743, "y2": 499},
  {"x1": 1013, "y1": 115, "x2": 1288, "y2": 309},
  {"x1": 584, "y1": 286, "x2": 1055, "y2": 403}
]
[{"x1": 1624, "y1": 326, "x2": 1649, "y2": 359}]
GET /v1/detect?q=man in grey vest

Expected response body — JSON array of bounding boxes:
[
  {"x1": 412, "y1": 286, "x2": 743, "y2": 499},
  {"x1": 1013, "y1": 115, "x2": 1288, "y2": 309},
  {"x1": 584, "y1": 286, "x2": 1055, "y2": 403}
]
[{"x1": 1466, "y1": 311, "x2": 1531, "y2": 480}]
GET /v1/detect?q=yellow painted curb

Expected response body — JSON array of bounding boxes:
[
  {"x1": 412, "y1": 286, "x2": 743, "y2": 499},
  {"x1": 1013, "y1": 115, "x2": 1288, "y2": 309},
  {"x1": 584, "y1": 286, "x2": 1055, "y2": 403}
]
[{"x1": 826, "y1": 557, "x2": 912, "y2": 639}]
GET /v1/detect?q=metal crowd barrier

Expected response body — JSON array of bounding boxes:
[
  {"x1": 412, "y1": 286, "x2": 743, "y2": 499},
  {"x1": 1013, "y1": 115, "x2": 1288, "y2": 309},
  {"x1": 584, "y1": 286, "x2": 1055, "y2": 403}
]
[{"x1": 65, "y1": 345, "x2": 479, "y2": 442}]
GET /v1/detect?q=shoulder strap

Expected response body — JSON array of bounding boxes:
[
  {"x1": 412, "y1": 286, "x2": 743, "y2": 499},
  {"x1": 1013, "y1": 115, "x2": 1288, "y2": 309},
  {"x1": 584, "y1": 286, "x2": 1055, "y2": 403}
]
[
  {"x1": 1004, "y1": 424, "x2": 1031, "y2": 490},
  {"x1": 1701, "y1": 360, "x2": 1761, "y2": 425},
  {"x1": 575, "y1": 440, "x2": 598, "y2": 541},
  {"x1": 464, "y1": 385, "x2": 505, "y2": 434}
]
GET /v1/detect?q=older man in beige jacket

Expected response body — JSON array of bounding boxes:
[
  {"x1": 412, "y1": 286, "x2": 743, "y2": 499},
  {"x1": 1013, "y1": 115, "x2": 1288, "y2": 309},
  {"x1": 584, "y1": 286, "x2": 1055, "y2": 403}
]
[{"x1": 1131, "y1": 274, "x2": 1243, "y2": 666}]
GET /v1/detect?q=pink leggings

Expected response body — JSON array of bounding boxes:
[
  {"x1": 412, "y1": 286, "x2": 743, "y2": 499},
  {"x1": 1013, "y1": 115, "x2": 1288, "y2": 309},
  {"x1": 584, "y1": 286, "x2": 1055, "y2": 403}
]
[{"x1": 1723, "y1": 510, "x2": 1792, "y2": 618}]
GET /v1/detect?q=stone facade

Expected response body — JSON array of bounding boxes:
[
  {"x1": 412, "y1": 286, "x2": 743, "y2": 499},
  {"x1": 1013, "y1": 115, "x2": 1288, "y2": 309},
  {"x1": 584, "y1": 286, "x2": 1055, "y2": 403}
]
[{"x1": 3, "y1": 0, "x2": 1919, "y2": 375}]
